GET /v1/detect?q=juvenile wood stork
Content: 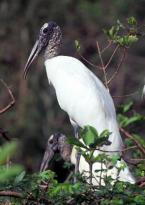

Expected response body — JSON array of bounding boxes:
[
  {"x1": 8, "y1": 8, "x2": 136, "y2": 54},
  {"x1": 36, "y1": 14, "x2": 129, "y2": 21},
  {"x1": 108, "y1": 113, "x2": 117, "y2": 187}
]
[{"x1": 23, "y1": 21, "x2": 135, "y2": 184}]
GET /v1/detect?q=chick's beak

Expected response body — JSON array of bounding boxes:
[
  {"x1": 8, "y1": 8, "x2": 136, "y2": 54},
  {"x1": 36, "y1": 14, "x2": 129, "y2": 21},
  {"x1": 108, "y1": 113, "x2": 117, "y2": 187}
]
[{"x1": 23, "y1": 40, "x2": 40, "y2": 79}]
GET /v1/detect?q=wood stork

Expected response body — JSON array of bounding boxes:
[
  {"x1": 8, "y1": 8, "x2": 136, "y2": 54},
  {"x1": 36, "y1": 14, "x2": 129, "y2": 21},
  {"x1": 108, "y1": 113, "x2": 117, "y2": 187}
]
[{"x1": 23, "y1": 21, "x2": 135, "y2": 184}]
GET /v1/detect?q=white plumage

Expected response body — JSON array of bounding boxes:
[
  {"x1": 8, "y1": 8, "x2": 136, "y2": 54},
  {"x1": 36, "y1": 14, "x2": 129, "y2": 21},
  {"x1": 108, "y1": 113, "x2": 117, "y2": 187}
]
[
  {"x1": 45, "y1": 56, "x2": 122, "y2": 150},
  {"x1": 45, "y1": 55, "x2": 135, "y2": 184},
  {"x1": 24, "y1": 21, "x2": 135, "y2": 185}
]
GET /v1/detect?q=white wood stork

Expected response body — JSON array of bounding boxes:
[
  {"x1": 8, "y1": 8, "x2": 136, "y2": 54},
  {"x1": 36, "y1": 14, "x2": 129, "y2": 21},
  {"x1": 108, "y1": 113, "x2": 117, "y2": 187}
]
[{"x1": 23, "y1": 21, "x2": 135, "y2": 184}]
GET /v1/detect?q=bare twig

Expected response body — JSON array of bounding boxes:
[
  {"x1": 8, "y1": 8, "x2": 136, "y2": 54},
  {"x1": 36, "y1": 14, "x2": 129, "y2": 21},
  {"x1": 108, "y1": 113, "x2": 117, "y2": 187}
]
[
  {"x1": 78, "y1": 40, "x2": 113, "y2": 70},
  {"x1": 139, "y1": 182, "x2": 145, "y2": 187},
  {"x1": 0, "y1": 79, "x2": 15, "y2": 114},
  {"x1": 93, "y1": 145, "x2": 137, "y2": 154},
  {"x1": 89, "y1": 151, "x2": 94, "y2": 185},
  {"x1": 0, "y1": 128, "x2": 11, "y2": 141},
  {"x1": 129, "y1": 158, "x2": 145, "y2": 161},
  {"x1": 78, "y1": 52, "x2": 102, "y2": 70},
  {"x1": 112, "y1": 90, "x2": 139, "y2": 98},
  {"x1": 100, "y1": 40, "x2": 112, "y2": 54},
  {"x1": 107, "y1": 48, "x2": 126, "y2": 85},
  {"x1": 123, "y1": 157, "x2": 145, "y2": 165},
  {"x1": 120, "y1": 127, "x2": 145, "y2": 156},
  {"x1": 96, "y1": 41, "x2": 109, "y2": 90},
  {"x1": 122, "y1": 145, "x2": 137, "y2": 153},
  {"x1": 104, "y1": 44, "x2": 120, "y2": 70},
  {"x1": 89, "y1": 162, "x2": 93, "y2": 185},
  {"x1": 0, "y1": 191, "x2": 40, "y2": 203},
  {"x1": 0, "y1": 191, "x2": 23, "y2": 198},
  {"x1": 99, "y1": 162, "x2": 103, "y2": 188},
  {"x1": 136, "y1": 177, "x2": 145, "y2": 187}
]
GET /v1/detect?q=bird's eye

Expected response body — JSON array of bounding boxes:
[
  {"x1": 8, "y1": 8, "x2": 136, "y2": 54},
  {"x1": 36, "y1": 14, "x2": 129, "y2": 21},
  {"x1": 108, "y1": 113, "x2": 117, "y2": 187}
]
[{"x1": 43, "y1": 28, "x2": 48, "y2": 34}]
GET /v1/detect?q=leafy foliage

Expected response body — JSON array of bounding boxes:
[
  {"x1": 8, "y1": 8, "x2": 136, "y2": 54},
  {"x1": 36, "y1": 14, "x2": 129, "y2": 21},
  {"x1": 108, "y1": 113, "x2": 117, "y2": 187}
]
[
  {"x1": 0, "y1": 142, "x2": 23, "y2": 183},
  {"x1": 0, "y1": 110, "x2": 145, "y2": 204},
  {"x1": 105, "y1": 18, "x2": 139, "y2": 47},
  {"x1": 0, "y1": 141, "x2": 18, "y2": 164},
  {"x1": 118, "y1": 101, "x2": 145, "y2": 127},
  {"x1": 1, "y1": 16, "x2": 145, "y2": 204}
]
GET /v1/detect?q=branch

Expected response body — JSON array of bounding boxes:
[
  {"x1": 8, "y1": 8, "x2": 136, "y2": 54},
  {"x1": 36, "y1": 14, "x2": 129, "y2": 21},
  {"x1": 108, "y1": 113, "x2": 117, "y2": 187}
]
[
  {"x1": 120, "y1": 127, "x2": 145, "y2": 156},
  {"x1": 78, "y1": 52, "x2": 102, "y2": 70},
  {"x1": 0, "y1": 191, "x2": 39, "y2": 202},
  {"x1": 139, "y1": 182, "x2": 145, "y2": 187},
  {"x1": 0, "y1": 79, "x2": 15, "y2": 114},
  {"x1": 104, "y1": 44, "x2": 120, "y2": 70},
  {"x1": 123, "y1": 157, "x2": 145, "y2": 165},
  {"x1": 0, "y1": 128, "x2": 11, "y2": 141},
  {"x1": 96, "y1": 41, "x2": 109, "y2": 90},
  {"x1": 78, "y1": 40, "x2": 113, "y2": 71},
  {"x1": 107, "y1": 48, "x2": 126, "y2": 85},
  {"x1": 136, "y1": 177, "x2": 145, "y2": 187},
  {"x1": 100, "y1": 40, "x2": 112, "y2": 54},
  {"x1": 112, "y1": 90, "x2": 139, "y2": 99},
  {"x1": 0, "y1": 191, "x2": 23, "y2": 198}
]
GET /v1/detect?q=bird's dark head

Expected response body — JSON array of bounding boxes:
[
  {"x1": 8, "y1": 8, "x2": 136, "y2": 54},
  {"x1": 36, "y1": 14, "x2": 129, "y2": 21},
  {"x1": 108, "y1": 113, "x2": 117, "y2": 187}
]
[{"x1": 23, "y1": 21, "x2": 62, "y2": 79}]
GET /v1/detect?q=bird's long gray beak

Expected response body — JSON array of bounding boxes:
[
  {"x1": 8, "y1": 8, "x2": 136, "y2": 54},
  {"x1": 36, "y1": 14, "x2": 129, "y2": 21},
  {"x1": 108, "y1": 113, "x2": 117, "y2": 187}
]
[{"x1": 23, "y1": 40, "x2": 40, "y2": 79}]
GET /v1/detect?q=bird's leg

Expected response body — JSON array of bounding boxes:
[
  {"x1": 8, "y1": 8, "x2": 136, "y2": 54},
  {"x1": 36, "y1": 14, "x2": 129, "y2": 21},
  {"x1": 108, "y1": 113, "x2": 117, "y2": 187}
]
[
  {"x1": 74, "y1": 128, "x2": 81, "y2": 176},
  {"x1": 70, "y1": 119, "x2": 81, "y2": 182}
]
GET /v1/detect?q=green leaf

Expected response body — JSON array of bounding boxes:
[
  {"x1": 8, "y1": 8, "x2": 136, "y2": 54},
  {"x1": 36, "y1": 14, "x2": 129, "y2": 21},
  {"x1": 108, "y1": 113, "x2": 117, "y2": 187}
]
[
  {"x1": 15, "y1": 170, "x2": 26, "y2": 183},
  {"x1": 67, "y1": 136, "x2": 88, "y2": 149},
  {"x1": 118, "y1": 113, "x2": 145, "y2": 127},
  {"x1": 96, "y1": 130, "x2": 111, "y2": 146},
  {"x1": 39, "y1": 170, "x2": 56, "y2": 181},
  {"x1": 132, "y1": 134, "x2": 145, "y2": 149},
  {"x1": 0, "y1": 165, "x2": 23, "y2": 182},
  {"x1": 80, "y1": 126, "x2": 98, "y2": 148},
  {"x1": 0, "y1": 141, "x2": 18, "y2": 164},
  {"x1": 110, "y1": 198, "x2": 124, "y2": 205},
  {"x1": 75, "y1": 40, "x2": 81, "y2": 51},
  {"x1": 117, "y1": 161, "x2": 127, "y2": 171},
  {"x1": 126, "y1": 113, "x2": 144, "y2": 126},
  {"x1": 106, "y1": 25, "x2": 119, "y2": 40},
  {"x1": 118, "y1": 114, "x2": 128, "y2": 127},
  {"x1": 121, "y1": 101, "x2": 133, "y2": 113},
  {"x1": 117, "y1": 19, "x2": 125, "y2": 29},
  {"x1": 127, "y1": 35, "x2": 138, "y2": 45},
  {"x1": 81, "y1": 150, "x2": 95, "y2": 162},
  {"x1": 81, "y1": 150, "x2": 90, "y2": 160},
  {"x1": 94, "y1": 153, "x2": 109, "y2": 163},
  {"x1": 116, "y1": 35, "x2": 138, "y2": 47},
  {"x1": 94, "y1": 136, "x2": 110, "y2": 147},
  {"x1": 100, "y1": 129, "x2": 112, "y2": 138},
  {"x1": 111, "y1": 154, "x2": 121, "y2": 166},
  {"x1": 80, "y1": 127, "x2": 111, "y2": 148},
  {"x1": 127, "y1": 17, "x2": 137, "y2": 25},
  {"x1": 134, "y1": 195, "x2": 145, "y2": 204}
]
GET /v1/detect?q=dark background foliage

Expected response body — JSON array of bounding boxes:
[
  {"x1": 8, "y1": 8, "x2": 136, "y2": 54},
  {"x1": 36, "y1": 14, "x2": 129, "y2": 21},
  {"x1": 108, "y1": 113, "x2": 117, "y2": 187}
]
[{"x1": 0, "y1": 0, "x2": 145, "y2": 172}]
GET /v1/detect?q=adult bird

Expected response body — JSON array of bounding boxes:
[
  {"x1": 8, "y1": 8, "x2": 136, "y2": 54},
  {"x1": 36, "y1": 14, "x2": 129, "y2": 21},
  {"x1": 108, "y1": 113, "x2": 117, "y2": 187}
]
[{"x1": 23, "y1": 21, "x2": 135, "y2": 184}]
